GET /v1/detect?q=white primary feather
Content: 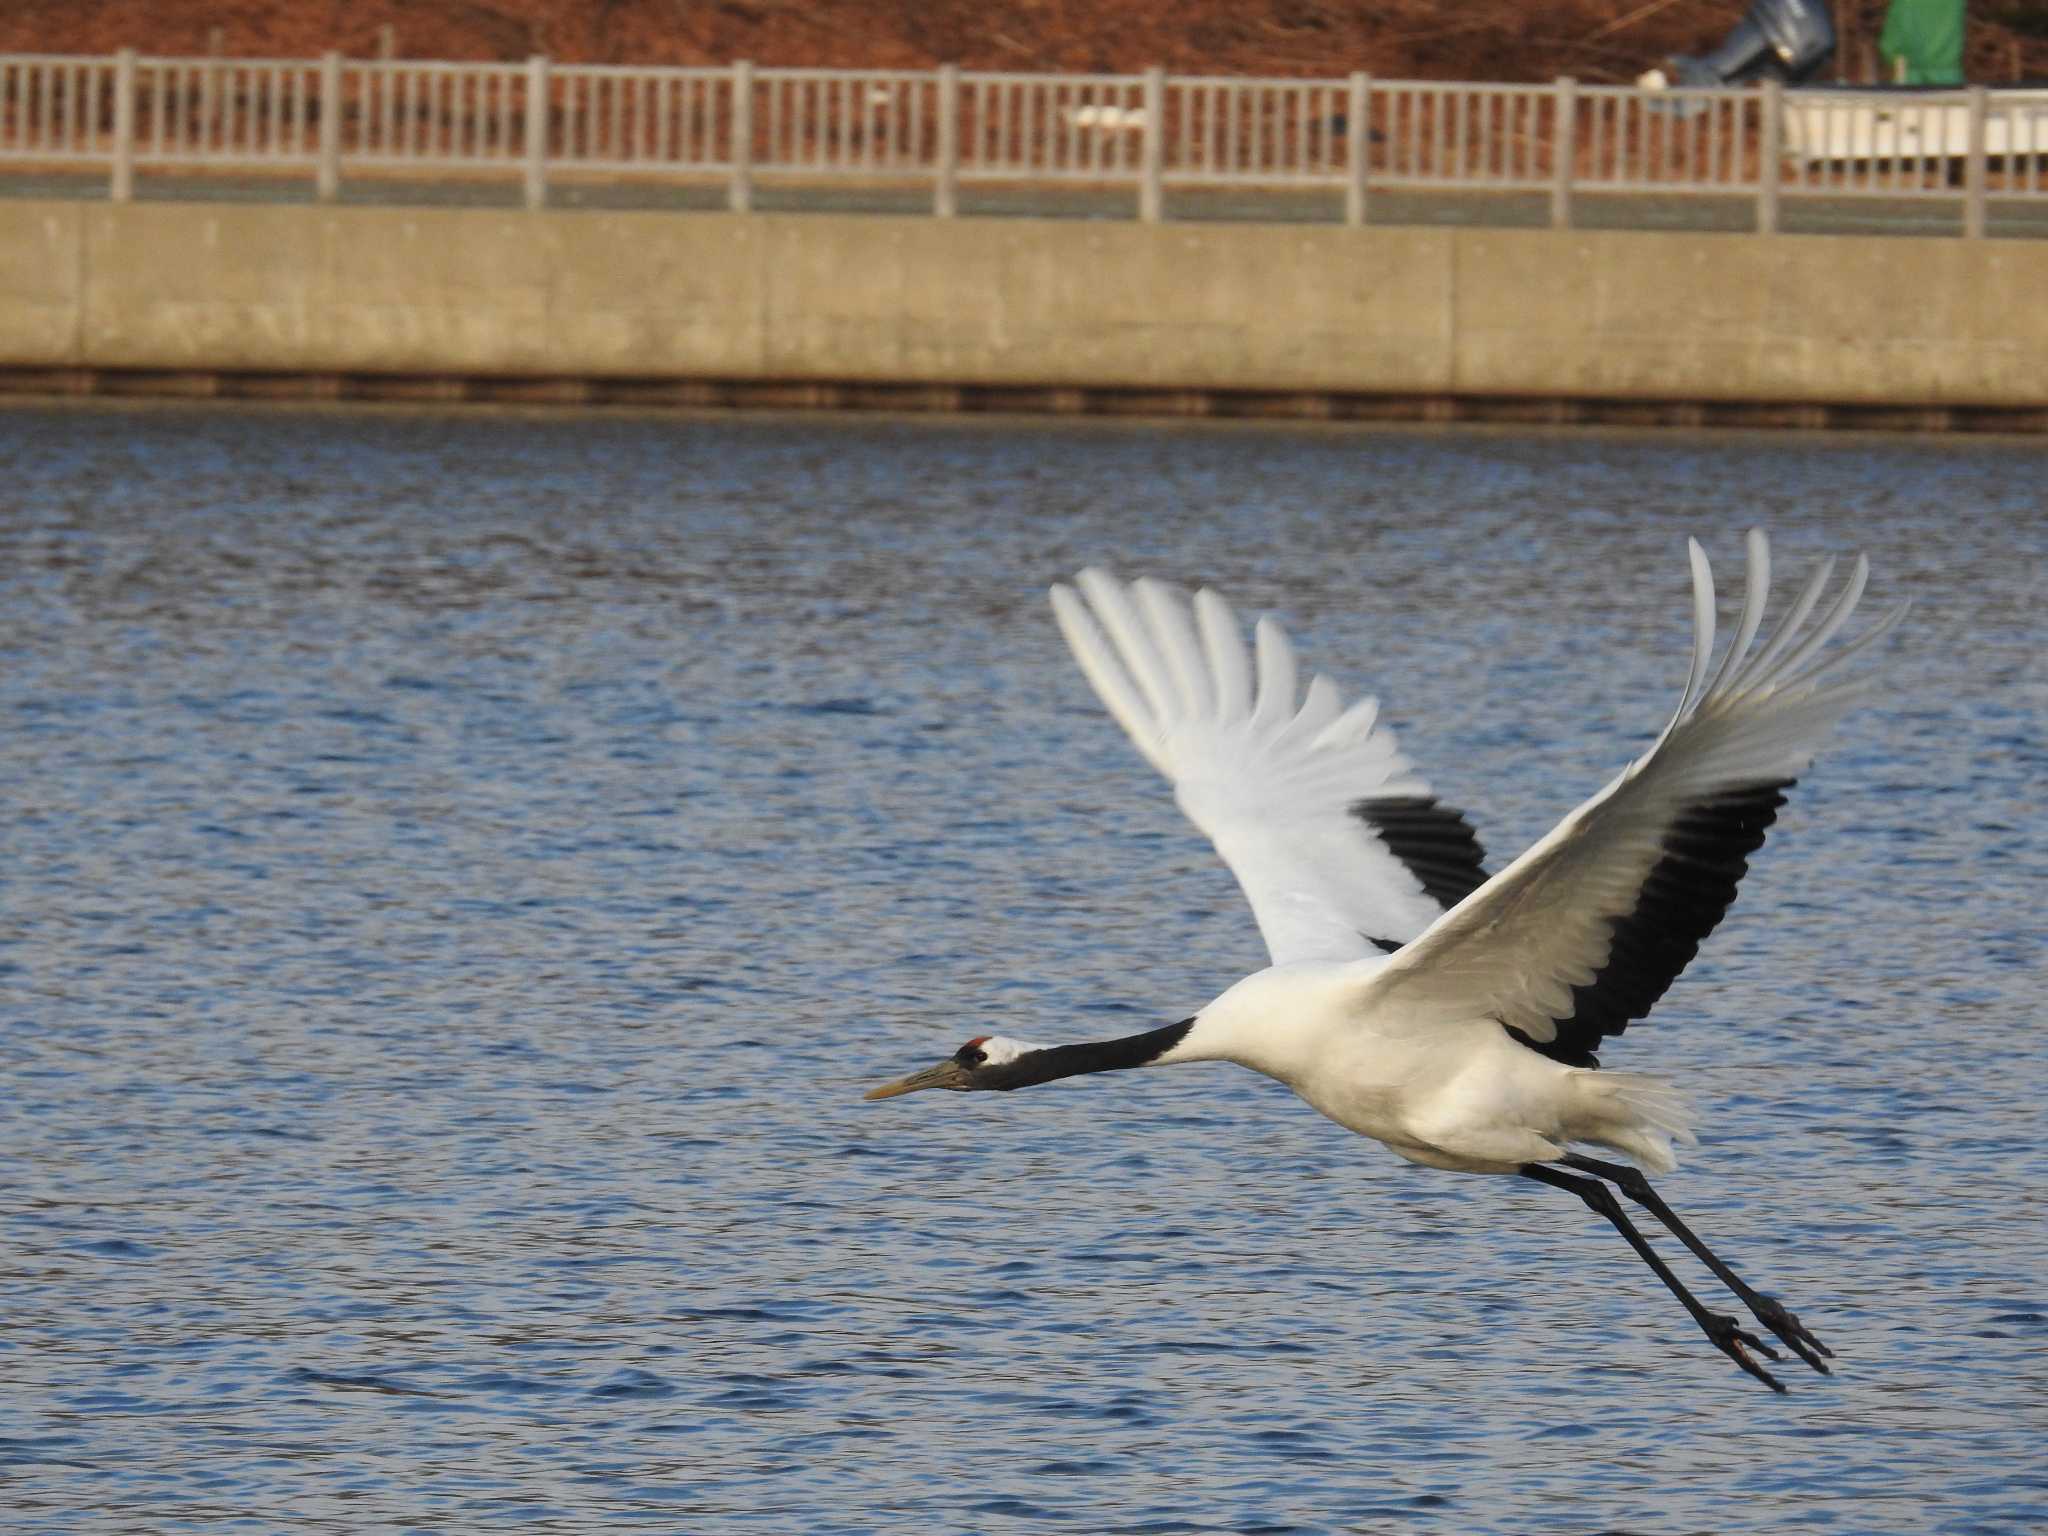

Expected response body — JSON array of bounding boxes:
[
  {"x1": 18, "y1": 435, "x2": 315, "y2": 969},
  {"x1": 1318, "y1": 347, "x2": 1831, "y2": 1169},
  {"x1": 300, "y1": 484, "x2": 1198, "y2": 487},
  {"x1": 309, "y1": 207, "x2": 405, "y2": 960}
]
[
  {"x1": 1050, "y1": 571, "x2": 1460, "y2": 966},
  {"x1": 1360, "y1": 531, "x2": 1907, "y2": 1048}
]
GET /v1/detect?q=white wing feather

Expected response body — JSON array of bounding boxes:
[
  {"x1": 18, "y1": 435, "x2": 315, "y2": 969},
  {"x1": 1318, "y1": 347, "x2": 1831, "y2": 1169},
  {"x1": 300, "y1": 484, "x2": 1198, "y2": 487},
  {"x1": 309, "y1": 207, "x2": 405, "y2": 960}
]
[
  {"x1": 1361, "y1": 530, "x2": 1904, "y2": 1051},
  {"x1": 1051, "y1": 570, "x2": 1469, "y2": 966}
]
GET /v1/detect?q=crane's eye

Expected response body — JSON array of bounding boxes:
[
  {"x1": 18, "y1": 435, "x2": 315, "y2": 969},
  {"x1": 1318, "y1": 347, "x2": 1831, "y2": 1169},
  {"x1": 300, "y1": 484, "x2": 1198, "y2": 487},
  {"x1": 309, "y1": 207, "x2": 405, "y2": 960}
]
[{"x1": 955, "y1": 1044, "x2": 987, "y2": 1068}]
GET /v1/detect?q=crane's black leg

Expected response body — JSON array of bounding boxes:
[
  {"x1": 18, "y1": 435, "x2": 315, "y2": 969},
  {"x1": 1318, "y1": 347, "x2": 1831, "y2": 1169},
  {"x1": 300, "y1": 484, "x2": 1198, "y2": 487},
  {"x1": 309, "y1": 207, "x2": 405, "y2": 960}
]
[
  {"x1": 1521, "y1": 1162, "x2": 1787, "y2": 1392},
  {"x1": 1559, "y1": 1153, "x2": 1831, "y2": 1375}
]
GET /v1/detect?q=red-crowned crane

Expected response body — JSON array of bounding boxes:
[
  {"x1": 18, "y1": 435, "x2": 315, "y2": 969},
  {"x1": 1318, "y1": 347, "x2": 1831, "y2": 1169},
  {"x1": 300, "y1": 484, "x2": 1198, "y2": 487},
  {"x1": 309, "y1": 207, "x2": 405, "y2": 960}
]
[{"x1": 865, "y1": 531, "x2": 1902, "y2": 1391}]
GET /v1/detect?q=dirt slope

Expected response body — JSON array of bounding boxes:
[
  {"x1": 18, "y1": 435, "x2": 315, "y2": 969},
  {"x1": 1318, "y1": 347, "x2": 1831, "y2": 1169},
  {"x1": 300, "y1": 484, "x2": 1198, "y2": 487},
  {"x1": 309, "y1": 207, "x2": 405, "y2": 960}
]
[{"x1": 1, "y1": 0, "x2": 2042, "y2": 86}]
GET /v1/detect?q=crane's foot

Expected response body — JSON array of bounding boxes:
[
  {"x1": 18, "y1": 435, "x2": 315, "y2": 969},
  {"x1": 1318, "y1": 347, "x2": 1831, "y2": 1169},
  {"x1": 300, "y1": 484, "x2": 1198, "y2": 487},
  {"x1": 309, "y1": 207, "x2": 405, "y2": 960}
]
[
  {"x1": 1701, "y1": 1311, "x2": 1786, "y2": 1393},
  {"x1": 1745, "y1": 1293, "x2": 1832, "y2": 1374}
]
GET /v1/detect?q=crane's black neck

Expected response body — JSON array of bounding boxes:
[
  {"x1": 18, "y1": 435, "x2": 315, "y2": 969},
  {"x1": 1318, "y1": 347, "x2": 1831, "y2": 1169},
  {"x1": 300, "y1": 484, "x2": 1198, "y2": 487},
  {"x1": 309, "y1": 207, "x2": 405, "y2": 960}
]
[{"x1": 978, "y1": 1017, "x2": 1195, "y2": 1091}]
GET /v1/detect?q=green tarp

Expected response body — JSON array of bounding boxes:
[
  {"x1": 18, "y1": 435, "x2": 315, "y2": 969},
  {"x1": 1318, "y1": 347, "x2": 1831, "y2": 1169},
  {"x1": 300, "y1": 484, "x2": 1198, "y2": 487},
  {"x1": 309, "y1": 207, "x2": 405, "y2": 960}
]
[{"x1": 1879, "y1": 0, "x2": 1966, "y2": 85}]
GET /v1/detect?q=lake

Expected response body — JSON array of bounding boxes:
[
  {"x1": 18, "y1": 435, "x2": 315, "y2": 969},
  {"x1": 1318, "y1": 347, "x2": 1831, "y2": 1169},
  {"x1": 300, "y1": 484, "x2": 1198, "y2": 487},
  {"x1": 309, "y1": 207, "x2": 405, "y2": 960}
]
[{"x1": 1, "y1": 402, "x2": 2042, "y2": 1533}]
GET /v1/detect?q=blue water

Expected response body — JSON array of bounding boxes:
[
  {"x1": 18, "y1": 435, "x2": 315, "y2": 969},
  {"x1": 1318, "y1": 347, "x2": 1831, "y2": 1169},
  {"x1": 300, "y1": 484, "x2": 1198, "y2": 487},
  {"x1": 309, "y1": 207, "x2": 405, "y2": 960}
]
[{"x1": 1, "y1": 403, "x2": 2043, "y2": 1533}]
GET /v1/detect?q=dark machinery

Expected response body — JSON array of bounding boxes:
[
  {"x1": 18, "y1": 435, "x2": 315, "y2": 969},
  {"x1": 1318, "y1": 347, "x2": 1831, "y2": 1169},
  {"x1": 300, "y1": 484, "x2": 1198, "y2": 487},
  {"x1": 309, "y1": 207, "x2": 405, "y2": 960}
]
[{"x1": 1661, "y1": 0, "x2": 1838, "y2": 87}]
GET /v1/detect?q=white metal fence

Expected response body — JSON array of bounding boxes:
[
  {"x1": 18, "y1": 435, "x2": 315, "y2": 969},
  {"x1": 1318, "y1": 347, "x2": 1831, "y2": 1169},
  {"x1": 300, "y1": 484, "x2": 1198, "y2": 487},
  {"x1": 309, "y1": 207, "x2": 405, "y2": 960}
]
[{"x1": 3, "y1": 51, "x2": 2044, "y2": 232}]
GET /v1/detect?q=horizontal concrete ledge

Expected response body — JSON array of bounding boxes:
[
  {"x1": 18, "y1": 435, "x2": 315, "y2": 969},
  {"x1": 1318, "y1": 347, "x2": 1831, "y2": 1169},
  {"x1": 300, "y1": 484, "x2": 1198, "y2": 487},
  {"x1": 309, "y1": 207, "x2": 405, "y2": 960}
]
[
  {"x1": 5, "y1": 366, "x2": 2044, "y2": 434},
  {"x1": 6, "y1": 202, "x2": 2047, "y2": 419}
]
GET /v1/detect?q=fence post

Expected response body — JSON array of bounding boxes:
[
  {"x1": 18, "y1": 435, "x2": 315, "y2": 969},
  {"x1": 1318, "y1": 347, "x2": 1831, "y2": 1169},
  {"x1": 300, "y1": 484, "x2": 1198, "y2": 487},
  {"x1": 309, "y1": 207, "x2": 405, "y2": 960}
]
[
  {"x1": 730, "y1": 59, "x2": 755, "y2": 213},
  {"x1": 1757, "y1": 77, "x2": 1781, "y2": 235},
  {"x1": 316, "y1": 51, "x2": 342, "y2": 202},
  {"x1": 935, "y1": 63, "x2": 959, "y2": 217},
  {"x1": 524, "y1": 54, "x2": 549, "y2": 209},
  {"x1": 110, "y1": 49, "x2": 136, "y2": 203},
  {"x1": 1139, "y1": 66, "x2": 1165, "y2": 223},
  {"x1": 1550, "y1": 76, "x2": 1575, "y2": 230},
  {"x1": 1345, "y1": 71, "x2": 1370, "y2": 227},
  {"x1": 200, "y1": 31, "x2": 220, "y2": 152},
  {"x1": 1963, "y1": 84, "x2": 1987, "y2": 239}
]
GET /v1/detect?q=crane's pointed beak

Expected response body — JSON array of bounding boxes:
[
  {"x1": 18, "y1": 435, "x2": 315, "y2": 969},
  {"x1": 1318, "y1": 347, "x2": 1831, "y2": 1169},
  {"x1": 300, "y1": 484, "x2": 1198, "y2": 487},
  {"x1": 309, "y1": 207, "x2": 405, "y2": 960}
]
[{"x1": 863, "y1": 1059, "x2": 971, "y2": 1100}]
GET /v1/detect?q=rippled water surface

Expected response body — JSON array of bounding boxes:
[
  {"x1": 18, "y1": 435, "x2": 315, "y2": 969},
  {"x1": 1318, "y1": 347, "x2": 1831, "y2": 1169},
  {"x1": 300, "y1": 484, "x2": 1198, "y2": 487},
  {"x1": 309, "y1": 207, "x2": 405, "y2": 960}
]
[{"x1": 2, "y1": 403, "x2": 2043, "y2": 1534}]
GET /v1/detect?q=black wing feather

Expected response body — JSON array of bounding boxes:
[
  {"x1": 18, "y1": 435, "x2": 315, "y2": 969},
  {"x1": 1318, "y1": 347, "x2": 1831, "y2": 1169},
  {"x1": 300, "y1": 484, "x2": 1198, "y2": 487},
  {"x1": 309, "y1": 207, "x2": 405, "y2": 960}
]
[
  {"x1": 1349, "y1": 795, "x2": 1491, "y2": 913},
  {"x1": 1509, "y1": 780, "x2": 1793, "y2": 1068}
]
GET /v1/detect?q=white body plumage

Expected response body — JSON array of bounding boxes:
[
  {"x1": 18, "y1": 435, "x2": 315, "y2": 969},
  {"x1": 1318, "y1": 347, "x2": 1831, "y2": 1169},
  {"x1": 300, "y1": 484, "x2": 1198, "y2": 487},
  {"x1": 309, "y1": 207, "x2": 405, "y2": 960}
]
[{"x1": 1148, "y1": 960, "x2": 1691, "y2": 1173}]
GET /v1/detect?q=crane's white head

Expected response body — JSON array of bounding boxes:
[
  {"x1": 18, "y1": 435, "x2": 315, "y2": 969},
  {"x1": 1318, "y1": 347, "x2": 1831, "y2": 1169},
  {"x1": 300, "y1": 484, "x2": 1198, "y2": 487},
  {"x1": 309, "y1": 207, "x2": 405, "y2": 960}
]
[{"x1": 863, "y1": 1035, "x2": 1045, "y2": 1098}]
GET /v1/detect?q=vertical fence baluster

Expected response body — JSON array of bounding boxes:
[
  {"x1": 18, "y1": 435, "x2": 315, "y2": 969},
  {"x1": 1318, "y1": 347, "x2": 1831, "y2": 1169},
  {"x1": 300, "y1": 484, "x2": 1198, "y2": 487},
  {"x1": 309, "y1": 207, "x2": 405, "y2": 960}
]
[
  {"x1": 1964, "y1": 85, "x2": 1987, "y2": 239},
  {"x1": 1179, "y1": 79, "x2": 1193, "y2": 176},
  {"x1": 906, "y1": 74, "x2": 922, "y2": 172},
  {"x1": 825, "y1": 75, "x2": 839, "y2": 169},
  {"x1": 730, "y1": 60, "x2": 753, "y2": 211},
  {"x1": 192, "y1": 55, "x2": 209, "y2": 155},
  {"x1": 110, "y1": 50, "x2": 135, "y2": 200},
  {"x1": 1758, "y1": 78, "x2": 1780, "y2": 234},
  {"x1": 317, "y1": 51, "x2": 340, "y2": 198},
  {"x1": 935, "y1": 64, "x2": 958, "y2": 216},
  {"x1": 1551, "y1": 77, "x2": 1575, "y2": 228},
  {"x1": 1346, "y1": 73, "x2": 1369, "y2": 225},
  {"x1": 522, "y1": 55, "x2": 547, "y2": 207},
  {"x1": 1139, "y1": 66, "x2": 1164, "y2": 220},
  {"x1": 1583, "y1": 91, "x2": 1600, "y2": 185}
]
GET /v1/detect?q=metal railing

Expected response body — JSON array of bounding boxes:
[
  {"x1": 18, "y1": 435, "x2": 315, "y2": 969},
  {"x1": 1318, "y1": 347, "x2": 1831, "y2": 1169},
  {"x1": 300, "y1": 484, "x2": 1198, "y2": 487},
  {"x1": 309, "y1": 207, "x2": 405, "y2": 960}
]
[{"x1": 3, "y1": 50, "x2": 2044, "y2": 231}]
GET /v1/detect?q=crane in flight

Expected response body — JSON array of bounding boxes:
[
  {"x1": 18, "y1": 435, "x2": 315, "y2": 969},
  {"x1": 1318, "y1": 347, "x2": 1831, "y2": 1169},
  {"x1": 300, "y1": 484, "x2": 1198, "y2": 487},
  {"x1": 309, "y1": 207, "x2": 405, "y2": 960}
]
[{"x1": 865, "y1": 531, "x2": 1901, "y2": 1391}]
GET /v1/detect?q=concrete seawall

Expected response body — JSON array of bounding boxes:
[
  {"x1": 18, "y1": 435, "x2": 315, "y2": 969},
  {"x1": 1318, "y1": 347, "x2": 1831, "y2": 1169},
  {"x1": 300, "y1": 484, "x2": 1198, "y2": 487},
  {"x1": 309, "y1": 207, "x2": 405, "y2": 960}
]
[{"x1": 3, "y1": 201, "x2": 2045, "y2": 422}]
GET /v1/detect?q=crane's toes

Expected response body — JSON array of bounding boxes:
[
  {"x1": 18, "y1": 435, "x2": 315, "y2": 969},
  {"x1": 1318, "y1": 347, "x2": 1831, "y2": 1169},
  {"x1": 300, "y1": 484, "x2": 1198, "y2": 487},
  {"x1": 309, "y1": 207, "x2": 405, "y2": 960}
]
[
  {"x1": 1748, "y1": 1294, "x2": 1833, "y2": 1373},
  {"x1": 1703, "y1": 1313, "x2": 1787, "y2": 1393}
]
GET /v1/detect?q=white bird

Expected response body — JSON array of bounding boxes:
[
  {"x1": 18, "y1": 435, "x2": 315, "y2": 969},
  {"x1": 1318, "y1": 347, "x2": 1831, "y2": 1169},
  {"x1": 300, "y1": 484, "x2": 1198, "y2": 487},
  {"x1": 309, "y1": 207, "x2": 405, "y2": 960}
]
[{"x1": 866, "y1": 531, "x2": 1902, "y2": 1391}]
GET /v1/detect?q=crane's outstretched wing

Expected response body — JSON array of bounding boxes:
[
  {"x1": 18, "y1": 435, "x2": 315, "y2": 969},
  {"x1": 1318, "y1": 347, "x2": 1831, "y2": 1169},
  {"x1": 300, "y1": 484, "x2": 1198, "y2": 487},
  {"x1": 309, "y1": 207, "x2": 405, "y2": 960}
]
[
  {"x1": 1050, "y1": 569, "x2": 1488, "y2": 967},
  {"x1": 1361, "y1": 530, "x2": 1904, "y2": 1068}
]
